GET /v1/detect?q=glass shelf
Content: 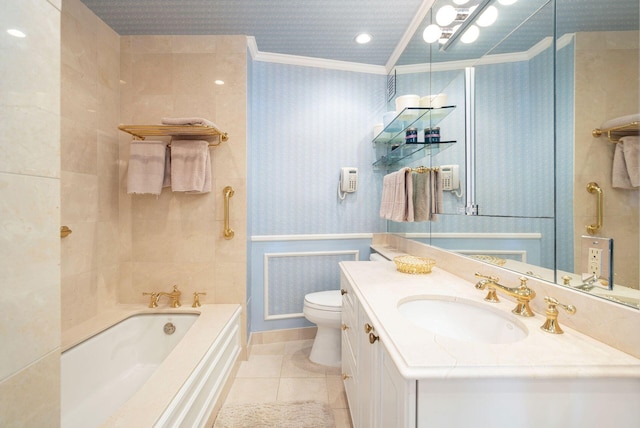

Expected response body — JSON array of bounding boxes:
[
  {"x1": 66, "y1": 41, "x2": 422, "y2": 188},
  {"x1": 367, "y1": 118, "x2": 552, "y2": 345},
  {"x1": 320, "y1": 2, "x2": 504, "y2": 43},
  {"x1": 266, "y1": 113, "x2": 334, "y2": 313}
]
[
  {"x1": 372, "y1": 105, "x2": 457, "y2": 170},
  {"x1": 372, "y1": 105, "x2": 456, "y2": 145},
  {"x1": 372, "y1": 141, "x2": 456, "y2": 170}
]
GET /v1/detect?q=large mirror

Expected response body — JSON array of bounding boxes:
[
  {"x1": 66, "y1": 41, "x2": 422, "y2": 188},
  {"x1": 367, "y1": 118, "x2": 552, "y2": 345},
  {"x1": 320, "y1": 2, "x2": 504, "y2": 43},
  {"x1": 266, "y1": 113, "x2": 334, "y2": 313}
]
[{"x1": 385, "y1": 0, "x2": 639, "y2": 309}]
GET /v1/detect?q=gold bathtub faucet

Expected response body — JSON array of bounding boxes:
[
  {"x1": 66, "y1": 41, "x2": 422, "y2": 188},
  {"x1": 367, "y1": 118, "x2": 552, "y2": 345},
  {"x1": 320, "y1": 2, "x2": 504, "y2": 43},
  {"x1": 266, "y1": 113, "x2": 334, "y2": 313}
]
[
  {"x1": 143, "y1": 285, "x2": 182, "y2": 308},
  {"x1": 474, "y1": 273, "x2": 536, "y2": 317},
  {"x1": 158, "y1": 285, "x2": 182, "y2": 308}
]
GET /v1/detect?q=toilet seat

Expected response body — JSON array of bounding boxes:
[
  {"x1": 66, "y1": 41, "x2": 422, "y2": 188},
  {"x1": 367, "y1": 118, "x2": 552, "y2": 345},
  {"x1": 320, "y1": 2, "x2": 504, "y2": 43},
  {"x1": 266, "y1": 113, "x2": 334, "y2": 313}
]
[{"x1": 304, "y1": 290, "x2": 342, "y2": 312}]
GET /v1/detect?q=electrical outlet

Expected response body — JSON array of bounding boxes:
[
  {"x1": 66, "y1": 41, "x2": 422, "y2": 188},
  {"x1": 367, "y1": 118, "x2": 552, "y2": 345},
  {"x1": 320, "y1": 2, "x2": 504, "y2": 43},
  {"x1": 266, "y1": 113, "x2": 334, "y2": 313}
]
[
  {"x1": 588, "y1": 247, "x2": 602, "y2": 277},
  {"x1": 581, "y1": 236, "x2": 614, "y2": 289}
]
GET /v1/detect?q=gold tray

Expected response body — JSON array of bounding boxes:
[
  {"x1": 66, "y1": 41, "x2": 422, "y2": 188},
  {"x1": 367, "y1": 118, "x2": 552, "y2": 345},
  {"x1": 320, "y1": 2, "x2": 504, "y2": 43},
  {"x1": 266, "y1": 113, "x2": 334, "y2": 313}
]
[{"x1": 394, "y1": 255, "x2": 435, "y2": 274}]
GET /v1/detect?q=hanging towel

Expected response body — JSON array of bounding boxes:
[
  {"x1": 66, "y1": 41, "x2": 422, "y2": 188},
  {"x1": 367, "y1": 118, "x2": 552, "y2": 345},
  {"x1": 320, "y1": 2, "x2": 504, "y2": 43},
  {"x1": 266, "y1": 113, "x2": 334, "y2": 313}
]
[
  {"x1": 161, "y1": 117, "x2": 218, "y2": 128},
  {"x1": 379, "y1": 173, "x2": 395, "y2": 220},
  {"x1": 127, "y1": 140, "x2": 167, "y2": 195},
  {"x1": 431, "y1": 168, "x2": 443, "y2": 219},
  {"x1": 412, "y1": 172, "x2": 430, "y2": 222},
  {"x1": 390, "y1": 168, "x2": 414, "y2": 222},
  {"x1": 170, "y1": 140, "x2": 211, "y2": 194},
  {"x1": 612, "y1": 136, "x2": 639, "y2": 189}
]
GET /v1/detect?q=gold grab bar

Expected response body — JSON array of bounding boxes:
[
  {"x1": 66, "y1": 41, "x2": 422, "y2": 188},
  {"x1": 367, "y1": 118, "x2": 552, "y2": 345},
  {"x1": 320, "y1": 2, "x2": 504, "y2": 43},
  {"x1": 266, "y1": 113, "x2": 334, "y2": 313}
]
[
  {"x1": 223, "y1": 186, "x2": 235, "y2": 240},
  {"x1": 586, "y1": 182, "x2": 603, "y2": 234}
]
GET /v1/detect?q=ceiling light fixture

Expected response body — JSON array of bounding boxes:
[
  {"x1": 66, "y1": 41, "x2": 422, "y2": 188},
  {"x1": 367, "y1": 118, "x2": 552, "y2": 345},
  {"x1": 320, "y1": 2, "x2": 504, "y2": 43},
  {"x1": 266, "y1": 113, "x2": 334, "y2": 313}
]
[
  {"x1": 7, "y1": 28, "x2": 26, "y2": 38},
  {"x1": 424, "y1": 0, "x2": 495, "y2": 50},
  {"x1": 215, "y1": 80, "x2": 225, "y2": 85},
  {"x1": 355, "y1": 33, "x2": 372, "y2": 44},
  {"x1": 441, "y1": 0, "x2": 493, "y2": 51}
]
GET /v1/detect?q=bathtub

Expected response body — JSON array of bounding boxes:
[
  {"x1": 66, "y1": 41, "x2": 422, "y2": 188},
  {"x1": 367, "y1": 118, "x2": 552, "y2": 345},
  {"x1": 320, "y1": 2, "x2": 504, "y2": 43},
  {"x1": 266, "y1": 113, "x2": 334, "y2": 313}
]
[{"x1": 61, "y1": 304, "x2": 242, "y2": 428}]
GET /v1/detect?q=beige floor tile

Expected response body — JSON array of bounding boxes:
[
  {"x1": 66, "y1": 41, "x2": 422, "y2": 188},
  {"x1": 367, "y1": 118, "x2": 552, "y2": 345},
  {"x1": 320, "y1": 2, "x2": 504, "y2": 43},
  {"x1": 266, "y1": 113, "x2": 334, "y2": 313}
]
[
  {"x1": 281, "y1": 354, "x2": 326, "y2": 378},
  {"x1": 326, "y1": 376, "x2": 348, "y2": 409},
  {"x1": 236, "y1": 355, "x2": 283, "y2": 378},
  {"x1": 249, "y1": 342, "x2": 286, "y2": 356},
  {"x1": 284, "y1": 338, "x2": 314, "y2": 355},
  {"x1": 277, "y1": 377, "x2": 328, "y2": 403},
  {"x1": 333, "y1": 408, "x2": 354, "y2": 428},
  {"x1": 224, "y1": 377, "x2": 280, "y2": 404}
]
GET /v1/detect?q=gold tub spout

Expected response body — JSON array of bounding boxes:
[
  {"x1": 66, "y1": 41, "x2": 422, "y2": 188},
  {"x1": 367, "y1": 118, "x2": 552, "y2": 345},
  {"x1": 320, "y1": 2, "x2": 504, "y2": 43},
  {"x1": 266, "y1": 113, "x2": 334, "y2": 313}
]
[
  {"x1": 474, "y1": 273, "x2": 536, "y2": 317},
  {"x1": 158, "y1": 285, "x2": 182, "y2": 308}
]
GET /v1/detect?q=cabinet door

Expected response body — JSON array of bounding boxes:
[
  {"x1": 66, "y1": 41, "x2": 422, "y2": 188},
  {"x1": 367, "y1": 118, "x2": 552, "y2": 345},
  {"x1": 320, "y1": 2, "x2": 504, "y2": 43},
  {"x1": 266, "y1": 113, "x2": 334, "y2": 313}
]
[
  {"x1": 358, "y1": 307, "x2": 380, "y2": 428},
  {"x1": 380, "y1": 347, "x2": 416, "y2": 428}
]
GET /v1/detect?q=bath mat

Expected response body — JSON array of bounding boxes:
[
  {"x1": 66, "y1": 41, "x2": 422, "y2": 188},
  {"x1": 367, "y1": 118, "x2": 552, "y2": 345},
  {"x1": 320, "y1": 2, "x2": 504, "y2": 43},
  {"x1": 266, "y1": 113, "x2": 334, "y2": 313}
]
[{"x1": 213, "y1": 400, "x2": 335, "y2": 428}]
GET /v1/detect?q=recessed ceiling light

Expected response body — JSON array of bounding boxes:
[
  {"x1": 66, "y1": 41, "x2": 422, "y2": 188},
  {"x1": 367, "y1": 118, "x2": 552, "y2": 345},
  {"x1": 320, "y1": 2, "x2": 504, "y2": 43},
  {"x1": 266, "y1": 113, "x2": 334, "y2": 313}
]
[
  {"x1": 7, "y1": 29, "x2": 26, "y2": 38},
  {"x1": 215, "y1": 80, "x2": 225, "y2": 85},
  {"x1": 355, "y1": 33, "x2": 372, "y2": 44}
]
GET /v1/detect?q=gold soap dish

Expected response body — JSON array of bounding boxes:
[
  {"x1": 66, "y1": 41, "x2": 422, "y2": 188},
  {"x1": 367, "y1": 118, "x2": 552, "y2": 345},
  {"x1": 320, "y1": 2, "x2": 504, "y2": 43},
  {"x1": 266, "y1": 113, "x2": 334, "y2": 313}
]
[{"x1": 394, "y1": 255, "x2": 435, "y2": 274}]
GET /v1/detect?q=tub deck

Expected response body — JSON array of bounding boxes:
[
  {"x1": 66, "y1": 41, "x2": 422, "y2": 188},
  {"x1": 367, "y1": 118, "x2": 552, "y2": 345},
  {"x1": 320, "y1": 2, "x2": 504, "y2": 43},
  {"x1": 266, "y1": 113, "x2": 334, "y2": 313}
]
[{"x1": 62, "y1": 304, "x2": 242, "y2": 427}]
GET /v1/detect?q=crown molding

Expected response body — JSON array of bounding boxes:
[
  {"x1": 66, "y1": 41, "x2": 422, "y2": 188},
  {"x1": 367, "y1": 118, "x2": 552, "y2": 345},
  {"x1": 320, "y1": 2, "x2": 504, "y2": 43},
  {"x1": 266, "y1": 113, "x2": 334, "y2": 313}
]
[{"x1": 247, "y1": 36, "x2": 387, "y2": 75}]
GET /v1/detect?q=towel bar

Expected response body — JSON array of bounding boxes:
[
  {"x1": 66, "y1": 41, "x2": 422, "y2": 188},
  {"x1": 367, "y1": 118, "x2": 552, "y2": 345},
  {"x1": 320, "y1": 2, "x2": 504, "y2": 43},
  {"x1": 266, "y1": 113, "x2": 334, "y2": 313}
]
[
  {"x1": 586, "y1": 182, "x2": 603, "y2": 235},
  {"x1": 223, "y1": 186, "x2": 235, "y2": 240}
]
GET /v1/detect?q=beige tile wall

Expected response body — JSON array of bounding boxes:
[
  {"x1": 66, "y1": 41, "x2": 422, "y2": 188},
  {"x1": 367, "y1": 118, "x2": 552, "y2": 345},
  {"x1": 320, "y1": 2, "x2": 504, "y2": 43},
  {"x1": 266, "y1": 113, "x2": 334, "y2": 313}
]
[
  {"x1": 574, "y1": 31, "x2": 639, "y2": 288},
  {"x1": 60, "y1": 0, "x2": 121, "y2": 329},
  {"x1": 118, "y1": 35, "x2": 248, "y2": 343},
  {"x1": 0, "y1": 0, "x2": 62, "y2": 424}
]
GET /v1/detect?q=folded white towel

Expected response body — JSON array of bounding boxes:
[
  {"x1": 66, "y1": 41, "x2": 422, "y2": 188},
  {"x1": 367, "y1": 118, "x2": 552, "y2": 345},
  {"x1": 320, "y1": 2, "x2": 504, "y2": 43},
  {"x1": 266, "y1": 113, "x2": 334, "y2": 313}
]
[
  {"x1": 161, "y1": 117, "x2": 218, "y2": 128},
  {"x1": 412, "y1": 172, "x2": 430, "y2": 222},
  {"x1": 170, "y1": 140, "x2": 211, "y2": 194},
  {"x1": 127, "y1": 140, "x2": 167, "y2": 195},
  {"x1": 600, "y1": 113, "x2": 640, "y2": 130}
]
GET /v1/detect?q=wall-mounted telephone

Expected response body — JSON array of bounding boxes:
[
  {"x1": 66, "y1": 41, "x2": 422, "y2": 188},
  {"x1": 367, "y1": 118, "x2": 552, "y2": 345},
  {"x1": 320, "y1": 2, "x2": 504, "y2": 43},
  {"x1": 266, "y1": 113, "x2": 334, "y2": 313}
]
[
  {"x1": 440, "y1": 164, "x2": 459, "y2": 191},
  {"x1": 338, "y1": 167, "x2": 358, "y2": 200}
]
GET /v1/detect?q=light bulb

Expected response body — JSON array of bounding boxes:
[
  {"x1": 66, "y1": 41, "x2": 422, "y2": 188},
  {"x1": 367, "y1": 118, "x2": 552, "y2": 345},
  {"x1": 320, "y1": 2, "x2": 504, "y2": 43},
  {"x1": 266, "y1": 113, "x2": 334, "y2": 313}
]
[
  {"x1": 423, "y1": 24, "x2": 442, "y2": 44},
  {"x1": 7, "y1": 29, "x2": 26, "y2": 38},
  {"x1": 355, "y1": 33, "x2": 372, "y2": 44},
  {"x1": 477, "y1": 6, "x2": 498, "y2": 27},
  {"x1": 453, "y1": 0, "x2": 470, "y2": 4},
  {"x1": 498, "y1": 0, "x2": 518, "y2": 5},
  {"x1": 436, "y1": 5, "x2": 457, "y2": 26},
  {"x1": 460, "y1": 25, "x2": 480, "y2": 44}
]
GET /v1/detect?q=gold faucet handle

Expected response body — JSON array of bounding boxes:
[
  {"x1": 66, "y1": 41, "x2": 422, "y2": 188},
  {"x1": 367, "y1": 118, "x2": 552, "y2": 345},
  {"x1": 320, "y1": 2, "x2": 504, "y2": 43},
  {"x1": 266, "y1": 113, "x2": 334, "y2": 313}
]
[
  {"x1": 192, "y1": 292, "x2": 207, "y2": 307},
  {"x1": 540, "y1": 296, "x2": 576, "y2": 334},
  {"x1": 142, "y1": 292, "x2": 159, "y2": 308},
  {"x1": 474, "y1": 272, "x2": 500, "y2": 283},
  {"x1": 562, "y1": 275, "x2": 572, "y2": 286}
]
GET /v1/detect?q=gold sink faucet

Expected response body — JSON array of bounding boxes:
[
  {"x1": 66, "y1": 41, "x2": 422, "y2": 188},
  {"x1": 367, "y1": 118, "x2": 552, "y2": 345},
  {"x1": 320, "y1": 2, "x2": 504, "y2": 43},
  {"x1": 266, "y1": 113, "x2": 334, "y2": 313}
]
[
  {"x1": 158, "y1": 285, "x2": 182, "y2": 308},
  {"x1": 474, "y1": 273, "x2": 536, "y2": 317}
]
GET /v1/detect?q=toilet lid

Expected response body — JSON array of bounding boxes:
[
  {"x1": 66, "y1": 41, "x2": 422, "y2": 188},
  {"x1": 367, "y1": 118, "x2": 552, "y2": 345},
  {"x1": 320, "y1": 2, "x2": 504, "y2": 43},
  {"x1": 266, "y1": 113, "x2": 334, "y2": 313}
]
[{"x1": 304, "y1": 290, "x2": 342, "y2": 311}]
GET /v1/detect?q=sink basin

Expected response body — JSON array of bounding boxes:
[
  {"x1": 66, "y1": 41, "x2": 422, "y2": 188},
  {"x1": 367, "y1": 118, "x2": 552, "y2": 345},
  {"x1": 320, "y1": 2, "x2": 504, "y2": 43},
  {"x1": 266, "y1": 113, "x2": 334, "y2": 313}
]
[{"x1": 398, "y1": 296, "x2": 528, "y2": 344}]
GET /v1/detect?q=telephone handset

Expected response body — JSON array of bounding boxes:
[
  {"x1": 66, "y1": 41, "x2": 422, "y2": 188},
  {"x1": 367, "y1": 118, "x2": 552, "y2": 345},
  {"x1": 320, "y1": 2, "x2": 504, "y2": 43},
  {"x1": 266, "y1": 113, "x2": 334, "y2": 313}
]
[
  {"x1": 440, "y1": 164, "x2": 459, "y2": 191},
  {"x1": 338, "y1": 167, "x2": 358, "y2": 200}
]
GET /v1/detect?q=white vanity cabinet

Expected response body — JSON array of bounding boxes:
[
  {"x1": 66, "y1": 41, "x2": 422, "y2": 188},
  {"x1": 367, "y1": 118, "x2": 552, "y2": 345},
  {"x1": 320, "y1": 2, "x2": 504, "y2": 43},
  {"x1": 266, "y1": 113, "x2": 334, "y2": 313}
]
[{"x1": 341, "y1": 270, "x2": 415, "y2": 428}]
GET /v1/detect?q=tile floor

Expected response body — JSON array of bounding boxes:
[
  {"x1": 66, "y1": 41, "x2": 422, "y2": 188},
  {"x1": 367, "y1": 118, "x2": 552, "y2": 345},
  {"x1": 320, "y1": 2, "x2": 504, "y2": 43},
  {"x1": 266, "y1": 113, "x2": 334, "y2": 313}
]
[{"x1": 219, "y1": 339, "x2": 353, "y2": 427}]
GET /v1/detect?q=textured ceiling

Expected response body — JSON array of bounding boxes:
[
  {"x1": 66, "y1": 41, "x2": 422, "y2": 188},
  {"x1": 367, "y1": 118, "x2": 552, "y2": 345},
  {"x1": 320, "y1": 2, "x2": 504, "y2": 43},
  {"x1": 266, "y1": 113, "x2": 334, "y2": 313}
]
[
  {"x1": 80, "y1": 0, "x2": 639, "y2": 67},
  {"x1": 79, "y1": 0, "x2": 424, "y2": 66}
]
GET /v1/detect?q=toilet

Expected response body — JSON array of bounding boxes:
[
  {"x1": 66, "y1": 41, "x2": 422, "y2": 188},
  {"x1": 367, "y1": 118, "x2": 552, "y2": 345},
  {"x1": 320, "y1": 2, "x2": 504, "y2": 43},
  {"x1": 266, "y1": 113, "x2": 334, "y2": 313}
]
[{"x1": 303, "y1": 289, "x2": 342, "y2": 367}]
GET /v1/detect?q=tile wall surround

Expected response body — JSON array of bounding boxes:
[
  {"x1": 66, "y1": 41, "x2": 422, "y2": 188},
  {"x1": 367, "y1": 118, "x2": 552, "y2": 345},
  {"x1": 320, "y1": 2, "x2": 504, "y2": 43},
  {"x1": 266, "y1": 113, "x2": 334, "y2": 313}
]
[
  {"x1": 574, "y1": 31, "x2": 639, "y2": 288},
  {"x1": 374, "y1": 234, "x2": 640, "y2": 359},
  {"x1": 60, "y1": 0, "x2": 121, "y2": 329},
  {"x1": 0, "y1": 0, "x2": 62, "y2": 425},
  {"x1": 118, "y1": 34, "x2": 248, "y2": 346}
]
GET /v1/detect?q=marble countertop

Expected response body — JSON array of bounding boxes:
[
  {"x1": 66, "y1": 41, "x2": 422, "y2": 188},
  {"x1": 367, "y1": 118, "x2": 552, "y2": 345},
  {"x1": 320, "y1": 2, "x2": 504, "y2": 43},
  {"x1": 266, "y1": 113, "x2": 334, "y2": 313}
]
[{"x1": 340, "y1": 260, "x2": 640, "y2": 380}]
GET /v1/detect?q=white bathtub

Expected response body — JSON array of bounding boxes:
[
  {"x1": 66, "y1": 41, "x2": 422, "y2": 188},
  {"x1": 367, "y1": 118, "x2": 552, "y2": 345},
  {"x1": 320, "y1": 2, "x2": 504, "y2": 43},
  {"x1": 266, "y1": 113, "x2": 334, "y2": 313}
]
[{"x1": 61, "y1": 304, "x2": 242, "y2": 428}]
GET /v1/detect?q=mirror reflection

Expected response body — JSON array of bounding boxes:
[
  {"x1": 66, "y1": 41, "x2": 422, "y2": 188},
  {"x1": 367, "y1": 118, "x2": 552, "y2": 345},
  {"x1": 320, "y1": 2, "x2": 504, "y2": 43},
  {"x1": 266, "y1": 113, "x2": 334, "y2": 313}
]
[{"x1": 384, "y1": 0, "x2": 639, "y2": 309}]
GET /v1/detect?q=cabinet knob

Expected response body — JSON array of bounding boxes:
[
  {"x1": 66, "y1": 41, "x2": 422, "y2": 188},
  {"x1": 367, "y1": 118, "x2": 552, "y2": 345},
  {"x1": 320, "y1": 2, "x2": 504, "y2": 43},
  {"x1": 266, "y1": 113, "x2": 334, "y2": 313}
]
[
  {"x1": 369, "y1": 332, "x2": 380, "y2": 344},
  {"x1": 342, "y1": 373, "x2": 352, "y2": 380},
  {"x1": 341, "y1": 288, "x2": 347, "y2": 295},
  {"x1": 364, "y1": 323, "x2": 374, "y2": 333},
  {"x1": 341, "y1": 323, "x2": 349, "y2": 331}
]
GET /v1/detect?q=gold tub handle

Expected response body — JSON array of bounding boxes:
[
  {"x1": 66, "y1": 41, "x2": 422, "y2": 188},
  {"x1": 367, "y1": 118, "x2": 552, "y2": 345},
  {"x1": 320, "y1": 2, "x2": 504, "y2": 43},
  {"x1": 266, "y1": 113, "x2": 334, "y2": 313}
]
[
  {"x1": 586, "y1": 182, "x2": 603, "y2": 235},
  {"x1": 223, "y1": 186, "x2": 235, "y2": 240}
]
